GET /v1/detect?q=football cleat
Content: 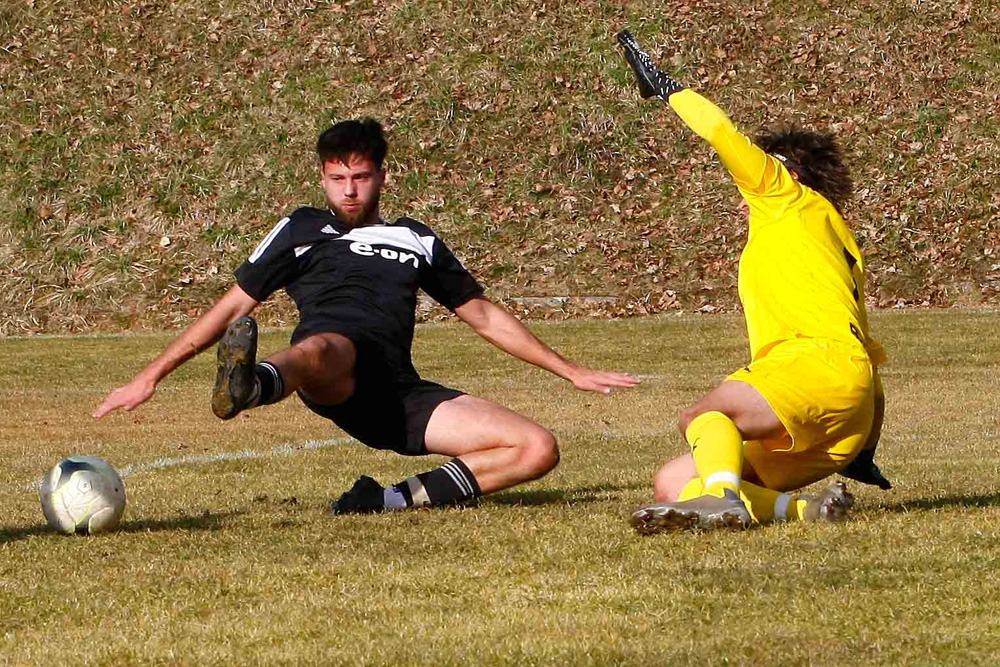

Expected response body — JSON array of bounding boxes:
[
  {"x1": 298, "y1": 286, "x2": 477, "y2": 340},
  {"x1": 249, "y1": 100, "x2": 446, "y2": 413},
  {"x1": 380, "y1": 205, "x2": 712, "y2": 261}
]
[
  {"x1": 616, "y1": 29, "x2": 685, "y2": 100},
  {"x1": 331, "y1": 475, "x2": 386, "y2": 514},
  {"x1": 211, "y1": 316, "x2": 258, "y2": 420},
  {"x1": 630, "y1": 488, "x2": 751, "y2": 534},
  {"x1": 840, "y1": 449, "x2": 892, "y2": 489},
  {"x1": 802, "y1": 481, "x2": 855, "y2": 523}
]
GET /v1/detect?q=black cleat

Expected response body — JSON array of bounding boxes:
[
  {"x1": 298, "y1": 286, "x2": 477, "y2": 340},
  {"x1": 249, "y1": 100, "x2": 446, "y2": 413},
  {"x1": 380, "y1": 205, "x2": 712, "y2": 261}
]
[
  {"x1": 331, "y1": 476, "x2": 386, "y2": 514},
  {"x1": 840, "y1": 449, "x2": 892, "y2": 489},
  {"x1": 629, "y1": 488, "x2": 751, "y2": 534},
  {"x1": 211, "y1": 316, "x2": 258, "y2": 420},
  {"x1": 616, "y1": 29, "x2": 685, "y2": 100}
]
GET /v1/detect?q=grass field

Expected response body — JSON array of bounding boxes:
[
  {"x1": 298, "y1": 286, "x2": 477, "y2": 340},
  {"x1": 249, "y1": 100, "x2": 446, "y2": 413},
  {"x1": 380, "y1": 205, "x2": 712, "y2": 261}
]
[{"x1": 2, "y1": 310, "x2": 1000, "y2": 665}]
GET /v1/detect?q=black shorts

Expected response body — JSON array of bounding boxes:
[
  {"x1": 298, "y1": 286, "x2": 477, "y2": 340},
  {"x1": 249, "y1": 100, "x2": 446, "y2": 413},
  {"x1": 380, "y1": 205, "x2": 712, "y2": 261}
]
[
  {"x1": 291, "y1": 323, "x2": 463, "y2": 455},
  {"x1": 299, "y1": 379, "x2": 462, "y2": 456}
]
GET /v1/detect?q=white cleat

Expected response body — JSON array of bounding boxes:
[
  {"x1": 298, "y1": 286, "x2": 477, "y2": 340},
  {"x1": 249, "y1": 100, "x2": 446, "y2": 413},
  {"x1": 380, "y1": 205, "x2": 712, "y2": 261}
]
[
  {"x1": 803, "y1": 481, "x2": 855, "y2": 523},
  {"x1": 630, "y1": 489, "x2": 752, "y2": 534}
]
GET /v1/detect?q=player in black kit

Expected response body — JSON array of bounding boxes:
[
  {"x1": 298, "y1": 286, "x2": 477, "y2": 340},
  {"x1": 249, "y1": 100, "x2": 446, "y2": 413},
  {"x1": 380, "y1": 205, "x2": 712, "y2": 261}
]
[{"x1": 94, "y1": 118, "x2": 639, "y2": 513}]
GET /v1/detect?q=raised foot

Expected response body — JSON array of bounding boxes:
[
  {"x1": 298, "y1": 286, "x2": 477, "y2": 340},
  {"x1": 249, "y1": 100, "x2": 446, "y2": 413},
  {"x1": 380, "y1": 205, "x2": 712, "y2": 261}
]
[
  {"x1": 629, "y1": 489, "x2": 751, "y2": 534},
  {"x1": 211, "y1": 316, "x2": 258, "y2": 420},
  {"x1": 803, "y1": 481, "x2": 855, "y2": 523}
]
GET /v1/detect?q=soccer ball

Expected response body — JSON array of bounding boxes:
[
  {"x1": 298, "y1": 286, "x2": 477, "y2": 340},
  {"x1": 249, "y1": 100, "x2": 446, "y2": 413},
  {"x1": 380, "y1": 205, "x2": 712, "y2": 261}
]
[{"x1": 39, "y1": 456, "x2": 126, "y2": 535}]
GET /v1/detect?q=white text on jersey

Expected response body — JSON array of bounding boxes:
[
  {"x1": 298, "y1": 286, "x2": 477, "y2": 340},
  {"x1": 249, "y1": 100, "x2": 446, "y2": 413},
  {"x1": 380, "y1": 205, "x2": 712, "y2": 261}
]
[{"x1": 349, "y1": 242, "x2": 420, "y2": 269}]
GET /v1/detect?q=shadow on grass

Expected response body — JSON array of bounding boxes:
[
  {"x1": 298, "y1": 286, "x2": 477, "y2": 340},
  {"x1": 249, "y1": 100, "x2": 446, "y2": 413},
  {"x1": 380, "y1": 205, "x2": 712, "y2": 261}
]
[
  {"x1": 487, "y1": 482, "x2": 648, "y2": 507},
  {"x1": 0, "y1": 524, "x2": 51, "y2": 543},
  {"x1": 117, "y1": 509, "x2": 247, "y2": 533},
  {"x1": 0, "y1": 510, "x2": 246, "y2": 544},
  {"x1": 876, "y1": 493, "x2": 1000, "y2": 513}
]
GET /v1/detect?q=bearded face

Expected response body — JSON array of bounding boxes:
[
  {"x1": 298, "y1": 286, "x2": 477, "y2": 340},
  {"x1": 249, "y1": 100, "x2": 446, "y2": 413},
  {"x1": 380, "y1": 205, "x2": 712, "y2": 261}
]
[{"x1": 320, "y1": 154, "x2": 386, "y2": 227}]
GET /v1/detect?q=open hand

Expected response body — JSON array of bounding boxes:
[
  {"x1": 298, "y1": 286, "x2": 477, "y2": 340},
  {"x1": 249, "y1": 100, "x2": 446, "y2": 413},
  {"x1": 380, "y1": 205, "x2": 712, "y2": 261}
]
[
  {"x1": 569, "y1": 368, "x2": 641, "y2": 395},
  {"x1": 93, "y1": 377, "x2": 156, "y2": 419}
]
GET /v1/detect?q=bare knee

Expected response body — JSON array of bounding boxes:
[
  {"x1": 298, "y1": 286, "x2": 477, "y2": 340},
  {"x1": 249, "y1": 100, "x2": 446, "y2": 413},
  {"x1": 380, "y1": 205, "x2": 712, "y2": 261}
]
[
  {"x1": 653, "y1": 455, "x2": 697, "y2": 502},
  {"x1": 295, "y1": 333, "x2": 355, "y2": 369},
  {"x1": 516, "y1": 428, "x2": 559, "y2": 481},
  {"x1": 288, "y1": 333, "x2": 356, "y2": 403}
]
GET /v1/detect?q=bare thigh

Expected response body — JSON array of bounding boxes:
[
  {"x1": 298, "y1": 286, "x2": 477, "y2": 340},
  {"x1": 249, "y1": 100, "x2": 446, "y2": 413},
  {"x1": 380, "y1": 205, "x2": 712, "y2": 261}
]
[
  {"x1": 679, "y1": 379, "x2": 787, "y2": 441},
  {"x1": 423, "y1": 394, "x2": 552, "y2": 457},
  {"x1": 265, "y1": 333, "x2": 357, "y2": 405},
  {"x1": 422, "y1": 394, "x2": 558, "y2": 494}
]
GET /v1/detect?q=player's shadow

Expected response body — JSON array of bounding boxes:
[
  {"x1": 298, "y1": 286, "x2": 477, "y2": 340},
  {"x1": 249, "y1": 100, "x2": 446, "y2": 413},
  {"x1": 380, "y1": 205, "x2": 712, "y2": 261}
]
[
  {"x1": 0, "y1": 524, "x2": 52, "y2": 543},
  {"x1": 0, "y1": 510, "x2": 245, "y2": 545},
  {"x1": 117, "y1": 509, "x2": 247, "y2": 534},
  {"x1": 488, "y1": 481, "x2": 648, "y2": 507},
  {"x1": 875, "y1": 492, "x2": 1000, "y2": 513}
]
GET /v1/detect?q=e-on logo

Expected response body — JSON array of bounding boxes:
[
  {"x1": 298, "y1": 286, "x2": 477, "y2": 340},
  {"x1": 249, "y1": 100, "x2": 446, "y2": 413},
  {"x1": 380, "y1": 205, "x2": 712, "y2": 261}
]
[{"x1": 349, "y1": 242, "x2": 420, "y2": 269}]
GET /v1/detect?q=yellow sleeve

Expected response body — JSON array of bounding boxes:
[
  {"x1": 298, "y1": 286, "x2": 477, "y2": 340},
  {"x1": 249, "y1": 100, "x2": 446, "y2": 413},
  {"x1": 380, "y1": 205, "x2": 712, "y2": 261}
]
[{"x1": 667, "y1": 89, "x2": 782, "y2": 196}]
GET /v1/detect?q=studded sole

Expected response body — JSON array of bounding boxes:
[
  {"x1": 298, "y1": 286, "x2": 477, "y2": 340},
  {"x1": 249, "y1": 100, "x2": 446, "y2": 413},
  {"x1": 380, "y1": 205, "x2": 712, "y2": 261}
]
[{"x1": 211, "y1": 317, "x2": 257, "y2": 420}]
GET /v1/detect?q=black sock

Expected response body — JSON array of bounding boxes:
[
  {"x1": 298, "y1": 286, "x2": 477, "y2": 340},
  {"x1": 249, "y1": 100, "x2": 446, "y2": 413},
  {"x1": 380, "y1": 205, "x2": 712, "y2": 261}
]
[
  {"x1": 391, "y1": 458, "x2": 482, "y2": 508},
  {"x1": 253, "y1": 362, "x2": 285, "y2": 406}
]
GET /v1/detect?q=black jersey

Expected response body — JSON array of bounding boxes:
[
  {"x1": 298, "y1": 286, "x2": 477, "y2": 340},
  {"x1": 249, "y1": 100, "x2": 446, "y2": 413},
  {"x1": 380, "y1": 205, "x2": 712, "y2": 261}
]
[{"x1": 234, "y1": 207, "x2": 483, "y2": 380}]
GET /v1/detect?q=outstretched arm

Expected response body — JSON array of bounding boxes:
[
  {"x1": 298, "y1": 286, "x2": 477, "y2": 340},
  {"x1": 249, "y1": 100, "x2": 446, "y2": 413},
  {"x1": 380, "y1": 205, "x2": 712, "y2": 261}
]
[
  {"x1": 453, "y1": 297, "x2": 639, "y2": 394},
  {"x1": 617, "y1": 30, "x2": 778, "y2": 195},
  {"x1": 93, "y1": 285, "x2": 260, "y2": 418},
  {"x1": 668, "y1": 90, "x2": 776, "y2": 193}
]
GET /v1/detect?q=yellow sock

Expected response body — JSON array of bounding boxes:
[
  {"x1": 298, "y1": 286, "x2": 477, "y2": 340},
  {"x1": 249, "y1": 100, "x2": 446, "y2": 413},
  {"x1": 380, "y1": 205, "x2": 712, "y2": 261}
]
[
  {"x1": 676, "y1": 476, "x2": 808, "y2": 524},
  {"x1": 677, "y1": 478, "x2": 703, "y2": 501},
  {"x1": 686, "y1": 411, "x2": 743, "y2": 497},
  {"x1": 738, "y1": 482, "x2": 809, "y2": 523},
  {"x1": 775, "y1": 492, "x2": 810, "y2": 522}
]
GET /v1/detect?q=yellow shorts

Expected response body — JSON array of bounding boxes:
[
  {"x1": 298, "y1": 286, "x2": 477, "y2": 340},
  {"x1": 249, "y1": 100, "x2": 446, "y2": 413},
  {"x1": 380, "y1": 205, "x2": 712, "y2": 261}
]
[{"x1": 728, "y1": 337, "x2": 875, "y2": 492}]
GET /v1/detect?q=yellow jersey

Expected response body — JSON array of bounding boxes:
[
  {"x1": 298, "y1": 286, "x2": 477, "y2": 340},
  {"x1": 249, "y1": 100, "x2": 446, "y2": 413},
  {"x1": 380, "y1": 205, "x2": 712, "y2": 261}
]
[{"x1": 668, "y1": 89, "x2": 886, "y2": 366}]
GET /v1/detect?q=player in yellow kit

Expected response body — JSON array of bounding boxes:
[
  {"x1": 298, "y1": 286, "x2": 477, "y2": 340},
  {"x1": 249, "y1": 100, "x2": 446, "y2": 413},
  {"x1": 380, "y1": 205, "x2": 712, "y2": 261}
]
[{"x1": 616, "y1": 30, "x2": 891, "y2": 532}]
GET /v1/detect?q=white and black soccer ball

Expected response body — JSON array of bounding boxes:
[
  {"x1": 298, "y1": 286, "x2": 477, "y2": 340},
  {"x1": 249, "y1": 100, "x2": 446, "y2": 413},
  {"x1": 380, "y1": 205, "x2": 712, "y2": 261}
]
[{"x1": 39, "y1": 456, "x2": 126, "y2": 535}]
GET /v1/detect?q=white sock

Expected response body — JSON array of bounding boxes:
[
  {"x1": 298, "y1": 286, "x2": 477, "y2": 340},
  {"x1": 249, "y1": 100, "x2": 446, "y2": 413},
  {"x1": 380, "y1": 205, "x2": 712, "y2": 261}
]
[{"x1": 382, "y1": 486, "x2": 408, "y2": 510}]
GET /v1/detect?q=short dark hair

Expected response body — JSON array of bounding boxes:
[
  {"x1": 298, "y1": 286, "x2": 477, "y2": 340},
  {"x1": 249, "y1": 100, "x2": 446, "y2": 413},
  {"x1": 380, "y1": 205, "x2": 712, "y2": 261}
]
[
  {"x1": 316, "y1": 118, "x2": 388, "y2": 169},
  {"x1": 755, "y1": 128, "x2": 853, "y2": 213}
]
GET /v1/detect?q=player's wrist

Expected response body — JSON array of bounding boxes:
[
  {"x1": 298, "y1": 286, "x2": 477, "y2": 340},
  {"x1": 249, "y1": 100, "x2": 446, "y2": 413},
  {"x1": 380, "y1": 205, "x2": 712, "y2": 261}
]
[
  {"x1": 134, "y1": 367, "x2": 163, "y2": 389},
  {"x1": 560, "y1": 362, "x2": 587, "y2": 386}
]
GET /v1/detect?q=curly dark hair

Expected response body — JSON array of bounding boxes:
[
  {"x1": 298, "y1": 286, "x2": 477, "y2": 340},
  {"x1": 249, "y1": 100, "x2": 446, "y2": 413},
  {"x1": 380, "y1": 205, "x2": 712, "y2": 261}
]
[
  {"x1": 316, "y1": 118, "x2": 388, "y2": 169},
  {"x1": 755, "y1": 128, "x2": 853, "y2": 213}
]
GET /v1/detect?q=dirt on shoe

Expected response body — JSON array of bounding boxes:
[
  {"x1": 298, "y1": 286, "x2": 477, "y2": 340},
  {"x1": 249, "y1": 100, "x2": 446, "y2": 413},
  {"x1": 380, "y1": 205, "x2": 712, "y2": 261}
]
[
  {"x1": 630, "y1": 489, "x2": 751, "y2": 534},
  {"x1": 211, "y1": 316, "x2": 258, "y2": 420}
]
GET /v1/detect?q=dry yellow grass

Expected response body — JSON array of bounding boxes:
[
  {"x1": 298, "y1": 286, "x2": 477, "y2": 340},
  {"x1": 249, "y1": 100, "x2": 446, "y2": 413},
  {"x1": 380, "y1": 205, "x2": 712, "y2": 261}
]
[{"x1": 2, "y1": 311, "x2": 1000, "y2": 665}]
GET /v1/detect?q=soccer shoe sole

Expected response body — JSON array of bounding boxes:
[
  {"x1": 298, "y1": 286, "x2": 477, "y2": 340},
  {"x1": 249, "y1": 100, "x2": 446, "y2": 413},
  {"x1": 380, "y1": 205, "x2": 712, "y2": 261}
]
[
  {"x1": 630, "y1": 504, "x2": 698, "y2": 534},
  {"x1": 629, "y1": 502, "x2": 750, "y2": 534},
  {"x1": 211, "y1": 316, "x2": 258, "y2": 420}
]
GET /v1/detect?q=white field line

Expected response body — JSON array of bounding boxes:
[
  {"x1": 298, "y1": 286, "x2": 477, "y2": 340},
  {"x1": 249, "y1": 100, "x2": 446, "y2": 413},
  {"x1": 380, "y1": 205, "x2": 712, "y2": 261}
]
[{"x1": 21, "y1": 437, "x2": 352, "y2": 492}]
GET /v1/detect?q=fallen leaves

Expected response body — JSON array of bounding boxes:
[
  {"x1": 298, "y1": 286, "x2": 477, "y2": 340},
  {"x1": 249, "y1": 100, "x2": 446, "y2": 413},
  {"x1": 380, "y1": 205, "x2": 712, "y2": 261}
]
[{"x1": 2, "y1": 0, "x2": 1000, "y2": 335}]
